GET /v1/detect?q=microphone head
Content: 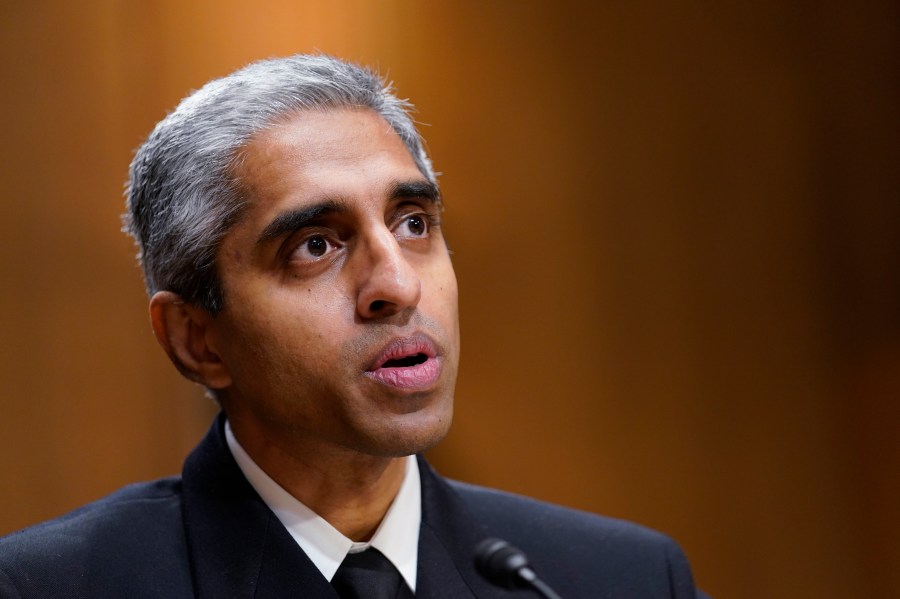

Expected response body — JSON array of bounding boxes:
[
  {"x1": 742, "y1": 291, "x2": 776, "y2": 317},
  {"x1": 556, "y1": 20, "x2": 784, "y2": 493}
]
[{"x1": 474, "y1": 537, "x2": 532, "y2": 589}]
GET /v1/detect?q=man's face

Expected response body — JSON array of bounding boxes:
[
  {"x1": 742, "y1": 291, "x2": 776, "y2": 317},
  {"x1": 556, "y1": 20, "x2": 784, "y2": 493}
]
[{"x1": 206, "y1": 108, "x2": 459, "y2": 458}]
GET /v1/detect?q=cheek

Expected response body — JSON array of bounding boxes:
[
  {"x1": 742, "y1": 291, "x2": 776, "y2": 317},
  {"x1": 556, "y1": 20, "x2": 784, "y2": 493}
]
[
  {"x1": 243, "y1": 290, "x2": 355, "y2": 370},
  {"x1": 425, "y1": 263, "x2": 459, "y2": 318}
]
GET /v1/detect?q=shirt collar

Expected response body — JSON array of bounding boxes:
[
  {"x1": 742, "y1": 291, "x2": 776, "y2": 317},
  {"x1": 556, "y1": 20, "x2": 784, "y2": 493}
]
[{"x1": 224, "y1": 421, "x2": 421, "y2": 591}]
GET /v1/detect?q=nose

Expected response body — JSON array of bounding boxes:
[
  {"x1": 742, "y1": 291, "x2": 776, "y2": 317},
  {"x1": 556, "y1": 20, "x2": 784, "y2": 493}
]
[{"x1": 355, "y1": 228, "x2": 422, "y2": 319}]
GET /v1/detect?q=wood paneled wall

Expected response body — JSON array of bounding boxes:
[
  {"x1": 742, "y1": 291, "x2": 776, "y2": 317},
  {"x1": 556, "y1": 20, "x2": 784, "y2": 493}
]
[{"x1": 1, "y1": 2, "x2": 897, "y2": 598}]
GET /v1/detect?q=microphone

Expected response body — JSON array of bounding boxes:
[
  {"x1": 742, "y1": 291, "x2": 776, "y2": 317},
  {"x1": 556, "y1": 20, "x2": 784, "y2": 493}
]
[{"x1": 474, "y1": 537, "x2": 563, "y2": 599}]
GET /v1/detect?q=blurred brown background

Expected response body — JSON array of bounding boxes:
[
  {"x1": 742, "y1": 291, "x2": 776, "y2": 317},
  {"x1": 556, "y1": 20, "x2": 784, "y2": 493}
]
[{"x1": 1, "y1": 2, "x2": 898, "y2": 598}]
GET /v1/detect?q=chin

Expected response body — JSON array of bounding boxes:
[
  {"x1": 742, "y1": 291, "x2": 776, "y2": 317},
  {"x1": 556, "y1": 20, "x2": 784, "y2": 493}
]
[{"x1": 363, "y1": 407, "x2": 454, "y2": 457}]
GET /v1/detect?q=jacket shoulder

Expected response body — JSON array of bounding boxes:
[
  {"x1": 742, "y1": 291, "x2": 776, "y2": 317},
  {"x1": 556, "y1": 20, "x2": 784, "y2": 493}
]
[
  {"x1": 0, "y1": 477, "x2": 192, "y2": 599},
  {"x1": 449, "y1": 478, "x2": 666, "y2": 545},
  {"x1": 447, "y1": 479, "x2": 699, "y2": 598}
]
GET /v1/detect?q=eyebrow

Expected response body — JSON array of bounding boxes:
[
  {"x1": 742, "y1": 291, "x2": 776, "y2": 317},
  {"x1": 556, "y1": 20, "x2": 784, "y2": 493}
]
[
  {"x1": 390, "y1": 180, "x2": 441, "y2": 204},
  {"x1": 256, "y1": 200, "x2": 343, "y2": 245},
  {"x1": 255, "y1": 180, "x2": 441, "y2": 246}
]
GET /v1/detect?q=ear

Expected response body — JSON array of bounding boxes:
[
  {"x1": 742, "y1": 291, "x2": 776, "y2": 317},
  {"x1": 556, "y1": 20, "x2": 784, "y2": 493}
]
[{"x1": 149, "y1": 291, "x2": 232, "y2": 389}]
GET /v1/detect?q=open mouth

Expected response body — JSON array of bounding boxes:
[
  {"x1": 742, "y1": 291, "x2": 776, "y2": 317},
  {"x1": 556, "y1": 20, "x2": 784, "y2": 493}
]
[
  {"x1": 366, "y1": 335, "x2": 442, "y2": 389},
  {"x1": 381, "y1": 353, "x2": 429, "y2": 368}
]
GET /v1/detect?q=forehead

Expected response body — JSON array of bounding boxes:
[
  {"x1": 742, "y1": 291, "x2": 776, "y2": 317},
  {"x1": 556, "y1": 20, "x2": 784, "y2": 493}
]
[{"x1": 234, "y1": 108, "x2": 423, "y2": 205}]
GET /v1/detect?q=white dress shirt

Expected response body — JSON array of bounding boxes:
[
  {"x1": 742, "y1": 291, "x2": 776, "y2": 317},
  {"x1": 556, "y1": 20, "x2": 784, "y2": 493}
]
[{"x1": 224, "y1": 421, "x2": 421, "y2": 591}]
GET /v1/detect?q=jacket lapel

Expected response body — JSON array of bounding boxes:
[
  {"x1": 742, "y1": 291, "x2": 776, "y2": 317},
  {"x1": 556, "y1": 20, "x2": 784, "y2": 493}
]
[
  {"x1": 180, "y1": 416, "x2": 508, "y2": 598},
  {"x1": 181, "y1": 414, "x2": 339, "y2": 599},
  {"x1": 415, "y1": 457, "x2": 512, "y2": 598}
]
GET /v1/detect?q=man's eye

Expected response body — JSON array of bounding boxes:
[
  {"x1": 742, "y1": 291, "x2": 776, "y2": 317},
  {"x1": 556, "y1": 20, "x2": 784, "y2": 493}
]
[
  {"x1": 307, "y1": 236, "x2": 328, "y2": 256},
  {"x1": 397, "y1": 215, "x2": 428, "y2": 238},
  {"x1": 293, "y1": 234, "x2": 336, "y2": 261}
]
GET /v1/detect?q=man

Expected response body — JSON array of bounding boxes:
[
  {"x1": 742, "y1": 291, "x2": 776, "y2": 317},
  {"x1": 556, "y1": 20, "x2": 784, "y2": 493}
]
[{"x1": 0, "y1": 55, "x2": 706, "y2": 598}]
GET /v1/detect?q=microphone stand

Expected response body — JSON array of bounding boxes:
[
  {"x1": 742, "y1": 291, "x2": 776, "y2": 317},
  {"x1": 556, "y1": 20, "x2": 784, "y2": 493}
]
[{"x1": 474, "y1": 538, "x2": 563, "y2": 599}]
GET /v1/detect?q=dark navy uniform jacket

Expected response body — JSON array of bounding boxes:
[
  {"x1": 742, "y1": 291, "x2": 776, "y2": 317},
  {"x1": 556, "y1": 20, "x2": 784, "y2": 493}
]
[{"x1": 0, "y1": 415, "x2": 706, "y2": 598}]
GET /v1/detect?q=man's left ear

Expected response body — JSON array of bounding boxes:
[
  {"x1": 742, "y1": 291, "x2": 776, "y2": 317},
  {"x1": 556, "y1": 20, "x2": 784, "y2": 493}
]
[{"x1": 148, "y1": 291, "x2": 233, "y2": 389}]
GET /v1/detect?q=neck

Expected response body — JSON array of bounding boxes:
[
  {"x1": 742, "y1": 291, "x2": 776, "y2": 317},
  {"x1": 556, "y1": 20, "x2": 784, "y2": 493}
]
[{"x1": 228, "y1": 417, "x2": 407, "y2": 542}]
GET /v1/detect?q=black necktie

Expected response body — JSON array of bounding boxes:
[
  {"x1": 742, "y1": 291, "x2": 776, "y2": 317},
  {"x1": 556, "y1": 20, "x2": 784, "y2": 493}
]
[{"x1": 331, "y1": 548, "x2": 414, "y2": 599}]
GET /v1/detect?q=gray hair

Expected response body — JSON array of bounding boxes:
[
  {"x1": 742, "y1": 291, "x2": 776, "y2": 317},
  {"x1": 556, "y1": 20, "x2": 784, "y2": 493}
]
[{"x1": 123, "y1": 54, "x2": 436, "y2": 313}]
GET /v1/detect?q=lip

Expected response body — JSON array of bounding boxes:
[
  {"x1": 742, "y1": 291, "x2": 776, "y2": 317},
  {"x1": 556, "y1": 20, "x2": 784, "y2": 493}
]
[{"x1": 364, "y1": 334, "x2": 443, "y2": 390}]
